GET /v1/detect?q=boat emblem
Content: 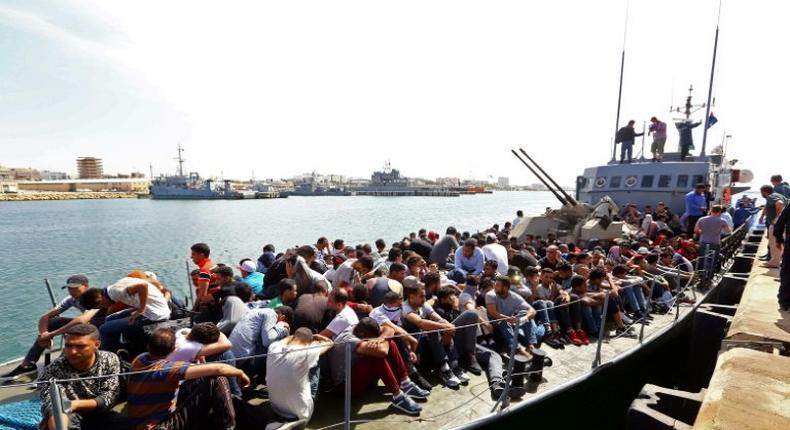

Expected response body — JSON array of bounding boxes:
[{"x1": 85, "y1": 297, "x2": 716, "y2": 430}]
[
  {"x1": 595, "y1": 177, "x2": 607, "y2": 188},
  {"x1": 624, "y1": 176, "x2": 638, "y2": 188}
]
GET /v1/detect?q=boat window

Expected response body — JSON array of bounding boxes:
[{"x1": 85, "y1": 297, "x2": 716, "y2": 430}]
[
  {"x1": 610, "y1": 176, "x2": 622, "y2": 188},
  {"x1": 693, "y1": 175, "x2": 705, "y2": 186},
  {"x1": 658, "y1": 175, "x2": 672, "y2": 188},
  {"x1": 677, "y1": 175, "x2": 689, "y2": 188},
  {"x1": 641, "y1": 175, "x2": 654, "y2": 188}
]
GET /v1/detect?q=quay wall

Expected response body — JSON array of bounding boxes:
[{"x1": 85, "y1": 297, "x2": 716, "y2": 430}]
[{"x1": 0, "y1": 192, "x2": 141, "y2": 202}]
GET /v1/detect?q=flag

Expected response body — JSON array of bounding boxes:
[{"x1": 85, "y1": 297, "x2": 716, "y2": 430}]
[{"x1": 707, "y1": 112, "x2": 718, "y2": 129}]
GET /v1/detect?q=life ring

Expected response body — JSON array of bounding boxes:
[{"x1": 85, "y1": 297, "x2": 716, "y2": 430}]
[
  {"x1": 595, "y1": 177, "x2": 606, "y2": 188},
  {"x1": 723, "y1": 187, "x2": 732, "y2": 205},
  {"x1": 624, "y1": 176, "x2": 638, "y2": 188}
]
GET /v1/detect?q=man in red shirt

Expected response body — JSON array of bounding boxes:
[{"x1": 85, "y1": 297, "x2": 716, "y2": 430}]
[{"x1": 190, "y1": 243, "x2": 217, "y2": 312}]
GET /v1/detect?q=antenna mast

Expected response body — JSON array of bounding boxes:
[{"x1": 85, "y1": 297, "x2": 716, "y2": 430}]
[
  {"x1": 612, "y1": 0, "x2": 630, "y2": 161},
  {"x1": 701, "y1": 0, "x2": 722, "y2": 156},
  {"x1": 175, "y1": 144, "x2": 185, "y2": 176}
]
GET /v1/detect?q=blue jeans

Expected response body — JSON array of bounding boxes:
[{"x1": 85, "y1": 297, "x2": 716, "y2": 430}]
[
  {"x1": 620, "y1": 141, "x2": 634, "y2": 163},
  {"x1": 583, "y1": 304, "x2": 600, "y2": 335},
  {"x1": 699, "y1": 243, "x2": 721, "y2": 281},
  {"x1": 99, "y1": 309, "x2": 162, "y2": 353},
  {"x1": 620, "y1": 284, "x2": 647, "y2": 315},
  {"x1": 207, "y1": 350, "x2": 241, "y2": 398},
  {"x1": 531, "y1": 300, "x2": 556, "y2": 325},
  {"x1": 493, "y1": 319, "x2": 545, "y2": 350}
]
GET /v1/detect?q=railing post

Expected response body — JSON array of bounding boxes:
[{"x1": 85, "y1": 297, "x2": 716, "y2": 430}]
[
  {"x1": 184, "y1": 260, "x2": 194, "y2": 307},
  {"x1": 344, "y1": 341, "x2": 352, "y2": 430},
  {"x1": 49, "y1": 378, "x2": 67, "y2": 430},
  {"x1": 44, "y1": 279, "x2": 57, "y2": 307},
  {"x1": 675, "y1": 286, "x2": 681, "y2": 322},
  {"x1": 592, "y1": 290, "x2": 610, "y2": 369},
  {"x1": 492, "y1": 321, "x2": 517, "y2": 412},
  {"x1": 639, "y1": 316, "x2": 646, "y2": 344}
]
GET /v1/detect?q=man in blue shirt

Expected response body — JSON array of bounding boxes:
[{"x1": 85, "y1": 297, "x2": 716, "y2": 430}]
[
  {"x1": 449, "y1": 238, "x2": 485, "y2": 283},
  {"x1": 771, "y1": 174, "x2": 790, "y2": 199},
  {"x1": 683, "y1": 183, "x2": 708, "y2": 236}
]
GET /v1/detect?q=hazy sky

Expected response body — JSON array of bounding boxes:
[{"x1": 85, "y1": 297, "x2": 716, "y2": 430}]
[{"x1": 1, "y1": 0, "x2": 787, "y2": 186}]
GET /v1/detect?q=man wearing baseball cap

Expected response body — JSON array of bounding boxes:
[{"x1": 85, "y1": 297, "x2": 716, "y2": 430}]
[{"x1": 1, "y1": 275, "x2": 95, "y2": 381}]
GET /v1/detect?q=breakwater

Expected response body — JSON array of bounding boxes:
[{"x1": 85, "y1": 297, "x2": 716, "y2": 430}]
[{"x1": 0, "y1": 192, "x2": 142, "y2": 201}]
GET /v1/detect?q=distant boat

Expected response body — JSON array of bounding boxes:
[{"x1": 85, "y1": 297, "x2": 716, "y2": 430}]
[{"x1": 150, "y1": 146, "x2": 247, "y2": 200}]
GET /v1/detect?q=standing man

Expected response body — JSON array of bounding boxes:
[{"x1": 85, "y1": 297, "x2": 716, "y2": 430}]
[
  {"x1": 648, "y1": 116, "x2": 667, "y2": 162},
  {"x1": 615, "y1": 120, "x2": 644, "y2": 164},
  {"x1": 760, "y1": 185, "x2": 787, "y2": 269},
  {"x1": 38, "y1": 324, "x2": 124, "y2": 430},
  {"x1": 695, "y1": 205, "x2": 732, "y2": 282},
  {"x1": 676, "y1": 120, "x2": 702, "y2": 161},
  {"x1": 428, "y1": 227, "x2": 460, "y2": 269},
  {"x1": 771, "y1": 175, "x2": 790, "y2": 199},
  {"x1": 683, "y1": 183, "x2": 708, "y2": 236},
  {"x1": 772, "y1": 202, "x2": 790, "y2": 311}
]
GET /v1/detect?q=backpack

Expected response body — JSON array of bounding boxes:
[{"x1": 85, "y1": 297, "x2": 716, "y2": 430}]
[{"x1": 614, "y1": 128, "x2": 624, "y2": 143}]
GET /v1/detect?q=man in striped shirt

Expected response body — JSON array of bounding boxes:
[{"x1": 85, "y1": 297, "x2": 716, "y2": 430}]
[{"x1": 127, "y1": 327, "x2": 249, "y2": 430}]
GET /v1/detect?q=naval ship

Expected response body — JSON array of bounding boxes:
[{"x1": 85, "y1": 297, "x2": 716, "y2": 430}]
[{"x1": 150, "y1": 146, "x2": 248, "y2": 200}]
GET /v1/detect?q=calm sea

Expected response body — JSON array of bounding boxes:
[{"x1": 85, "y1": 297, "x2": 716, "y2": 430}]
[{"x1": 0, "y1": 191, "x2": 557, "y2": 362}]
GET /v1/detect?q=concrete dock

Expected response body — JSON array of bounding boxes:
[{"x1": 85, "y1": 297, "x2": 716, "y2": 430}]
[{"x1": 692, "y1": 239, "x2": 790, "y2": 429}]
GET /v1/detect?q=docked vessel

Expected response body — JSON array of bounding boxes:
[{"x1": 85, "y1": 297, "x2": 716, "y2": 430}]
[
  {"x1": 150, "y1": 146, "x2": 252, "y2": 200},
  {"x1": 355, "y1": 162, "x2": 461, "y2": 197},
  {"x1": 281, "y1": 182, "x2": 354, "y2": 197}
]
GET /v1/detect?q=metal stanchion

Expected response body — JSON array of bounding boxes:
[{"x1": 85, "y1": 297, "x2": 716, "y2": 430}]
[
  {"x1": 491, "y1": 322, "x2": 517, "y2": 412},
  {"x1": 675, "y1": 286, "x2": 681, "y2": 322},
  {"x1": 48, "y1": 378, "x2": 67, "y2": 430},
  {"x1": 184, "y1": 260, "x2": 194, "y2": 307},
  {"x1": 639, "y1": 317, "x2": 646, "y2": 343},
  {"x1": 592, "y1": 290, "x2": 610, "y2": 369},
  {"x1": 344, "y1": 341, "x2": 352, "y2": 430},
  {"x1": 44, "y1": 279, "x2": 57, "y2": 307}
]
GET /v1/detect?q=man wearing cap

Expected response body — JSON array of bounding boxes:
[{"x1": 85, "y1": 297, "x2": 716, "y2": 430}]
[
  {"x1": 238, "y1": 259, "x2": 264, "y2": 297},
  {"x1": 2, "y1": 275, "x2": 101, "y2": 380}
]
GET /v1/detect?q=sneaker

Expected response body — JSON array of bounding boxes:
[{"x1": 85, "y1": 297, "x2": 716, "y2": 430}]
[
  {"x1": 0, "y1": 364, "x2": 37, "y2": 381},
  {"x1": 409, "y1": 371, "x2": 432, "y2": 392},
  {"x1": 566, "y1": 330, "x2": 583, "y2": 346},
  {"x1": 439, "y1": 369, "x2": 461, "y2": 388},
  {"x1": 460, "y1": 354, "x2": 483, "y2": 376},
  {"x1": 490, "y1": 380, "x2": 506, "y2": 401},
  {"x1": 401, "y1": 380, "x2": 430, "y2": 400},
  {"x1": 575, "y1": 329, "x2": 590, "y2": 345},
  {"x1": 452, "y1": 367, "x2": 470, "y2": 384},
  {"x1": 615, "y1": 326, "x2": 636, "y2": 338},
  {"x1": 391, "y1": 393, "x2": 422, "y2": 416}
]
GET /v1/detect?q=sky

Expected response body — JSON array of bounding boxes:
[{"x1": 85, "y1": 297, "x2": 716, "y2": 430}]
[{"x1": 0, "y1": 0, "x2": 788, "y2": 186}]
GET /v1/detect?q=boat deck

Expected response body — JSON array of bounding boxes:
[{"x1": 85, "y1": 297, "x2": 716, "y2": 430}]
[
  {"x1": 0, "y1": 299, "x2": 700, "y2": 429},
  {"x1": 692, "y1": 239, "x2": 790, "y2": 429}
]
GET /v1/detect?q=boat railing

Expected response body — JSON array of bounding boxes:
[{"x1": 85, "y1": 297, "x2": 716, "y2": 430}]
[{"x1": 2, "y1": 218, "x2": 755, "y2": 430}]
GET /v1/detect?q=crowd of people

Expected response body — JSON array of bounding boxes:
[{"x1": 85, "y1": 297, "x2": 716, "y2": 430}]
[{"x1": 5, "y1": 177, "x2": 780, "y2": 430}]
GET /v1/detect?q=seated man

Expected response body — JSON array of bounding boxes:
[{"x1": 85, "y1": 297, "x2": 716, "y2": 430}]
[
  {"x1": 449, "y1": 239, "x2": 484, "y2": 283},
  {"x1": 433, "y1": 286, "x2": 483, "y2": 375},
  {"x1": 319, "y1": 289, "x2": 359, "y2": 340},
  {"x1": 238, "y1": 259, "x2": 264, "y2": 298},
  {"x1": 229, "y1": 305, "x2": 293, "y2": 375},
  {"x1": 369, "y1": 291, "x2": 430, "y2": 390},
  {"x1": 611, "y1": 265, "x2": 650, "y2": 321},
  {"x1": 485, "y1": 275, "x2": 544, "y2": 357},
  {"x1": 38, "y1": 324, "x2": 125, "y2": 430},
  {"x1": 268, "y1": 279, "x2": 298, "y2": 310},
  {"x1": 99, "y1": 275, "x2": 172, "y2": 354},
  {"x1": 587, "y1": 268, "x2": 633, "y2": 337},
  {"x1": 266, "y1": 328, "x2": 333, "y2": 422},
  {"x1": 402, "y1": 283, "x2": 467, "y2": 387},
  {"x1": 127, "y1": 327, "x2": 250, "y2": 430},
  {"x1": 4, "y1": 275, "x2": 102, "y2": 380},
  {"x1": 216, "y1": 282, "x2": 254, "y2": 335},
  {"x1": 328, "y1": 318, "x2": 426, "y2": 415},
  {"x1": 533, "y1": 268, "x2": 585, "y2": 346}
]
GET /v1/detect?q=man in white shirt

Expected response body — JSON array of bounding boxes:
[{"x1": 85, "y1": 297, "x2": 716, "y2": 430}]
[
  {"x1": 266, "y1": 328, "x2": 332, "y2": 422},
  {"x1": 99, "y1": 276, "x2": 172, "y2": 353},
  {"x1": 482, "y1": 233, "x2": 509, "y2": 276},
  {"x1": 319, "y1": 289, "x2": 359, "y2": 339}
]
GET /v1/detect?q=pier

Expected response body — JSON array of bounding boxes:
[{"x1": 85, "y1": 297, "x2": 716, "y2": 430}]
[
  {"x1": 355, "y1": 189, "x2": 461, "y2": 197},
  {"x1": 692, "y1": 238, "x2": 790, "y2": 429}
]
